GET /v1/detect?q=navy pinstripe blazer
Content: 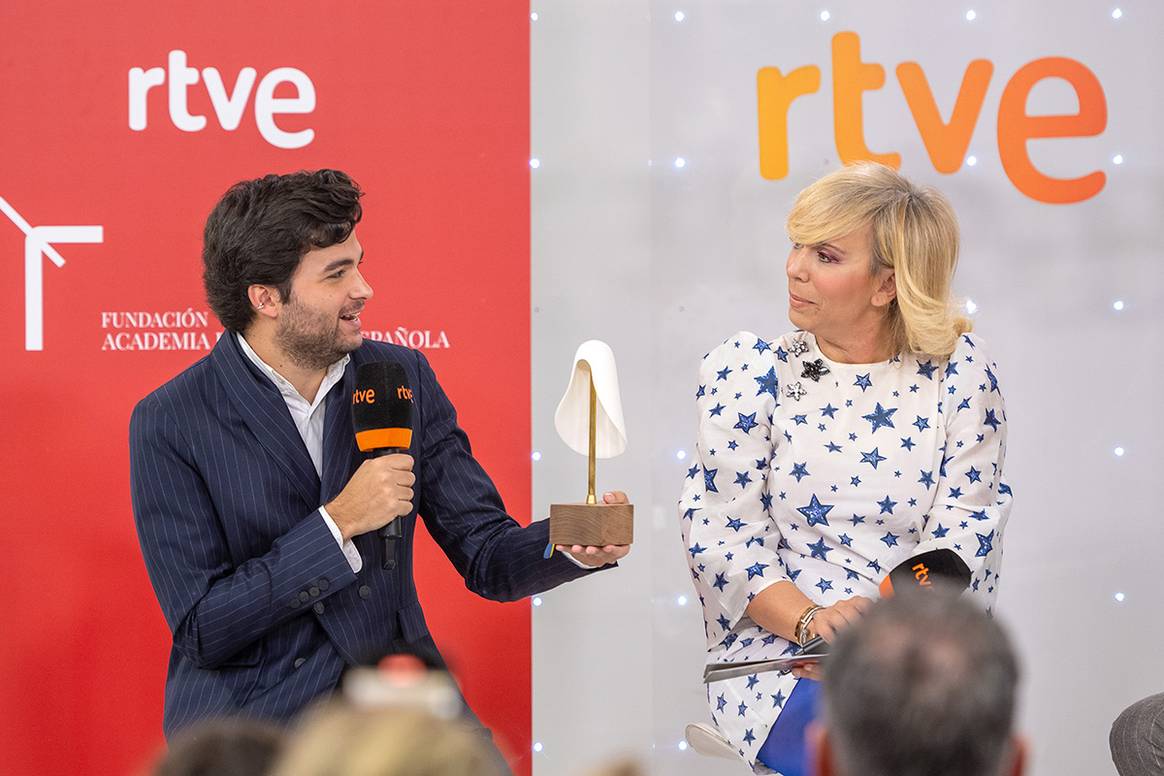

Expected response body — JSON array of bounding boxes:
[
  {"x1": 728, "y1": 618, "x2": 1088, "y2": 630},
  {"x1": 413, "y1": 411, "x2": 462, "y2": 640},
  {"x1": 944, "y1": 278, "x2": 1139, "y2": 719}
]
[{"x1": 130, "y1": 332, "x2": 595, "y2": 736}]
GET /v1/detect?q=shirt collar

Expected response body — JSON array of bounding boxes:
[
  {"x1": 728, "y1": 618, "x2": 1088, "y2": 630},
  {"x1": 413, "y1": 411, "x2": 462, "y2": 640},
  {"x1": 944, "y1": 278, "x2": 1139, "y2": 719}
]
[{"x1": 236, "y1": 332, "x2": 350, "y2": 409}]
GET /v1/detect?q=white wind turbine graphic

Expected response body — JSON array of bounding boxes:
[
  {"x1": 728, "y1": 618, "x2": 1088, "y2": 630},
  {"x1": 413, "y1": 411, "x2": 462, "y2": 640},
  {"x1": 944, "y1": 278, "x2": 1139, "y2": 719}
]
[{"x1": 0, "y1": 195, "x2": 103, "y2": 351}]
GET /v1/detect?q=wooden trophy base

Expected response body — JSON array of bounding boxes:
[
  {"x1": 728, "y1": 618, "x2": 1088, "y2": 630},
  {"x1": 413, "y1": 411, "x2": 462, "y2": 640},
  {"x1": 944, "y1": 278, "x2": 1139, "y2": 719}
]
[{"x1": 549, "y1": 502, "x2": 634, "y2": 546}]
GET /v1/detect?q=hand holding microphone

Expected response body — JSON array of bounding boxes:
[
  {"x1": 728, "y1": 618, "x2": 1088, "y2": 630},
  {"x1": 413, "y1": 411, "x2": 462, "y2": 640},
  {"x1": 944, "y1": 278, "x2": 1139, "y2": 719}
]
[
  {"x1": 326, "y1": 455, "x2": 415, "y2": 541},
  {"x1": 791, "y1": 548, "x2": 972, "y2": 679},
  {"x1": 326, "y1": 362, "x2": 416, "y2": 543}
]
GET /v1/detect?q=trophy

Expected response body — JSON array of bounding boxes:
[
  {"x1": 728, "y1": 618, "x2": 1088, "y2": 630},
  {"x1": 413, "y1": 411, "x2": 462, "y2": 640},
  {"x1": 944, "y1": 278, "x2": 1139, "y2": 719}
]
[{"x1": 548, "y1": 340, "x2": 634, "y2": 547}]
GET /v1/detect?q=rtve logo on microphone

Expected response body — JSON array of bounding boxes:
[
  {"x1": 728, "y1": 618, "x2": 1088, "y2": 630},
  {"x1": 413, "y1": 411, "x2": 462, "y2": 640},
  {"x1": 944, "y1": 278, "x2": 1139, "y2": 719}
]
[
  {"x1": 129, "y1": 50, "x2": 317, "y2": 149},
  {"x1": 352, "y1": 388, "x2": 378, "y2": 405},
  {"x1": 1, "y1": 195, "x2": 103, "y2": 352},
  {"x1": 352, "y1": 386, "x2": 413, "y2": 405}
]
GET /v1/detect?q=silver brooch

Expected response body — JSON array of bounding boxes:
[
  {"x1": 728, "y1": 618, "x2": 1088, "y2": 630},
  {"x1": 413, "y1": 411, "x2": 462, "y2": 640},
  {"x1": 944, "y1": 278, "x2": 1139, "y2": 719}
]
[
  {"x1": 784, "y1": 381, "x2": 807, "y2": 401},
  {"x1": 788, "y1": 339, "x2": 810, "y2": 357},
  {"x1": 801, "y1": 358, "x2": 830, "y2": 382}
]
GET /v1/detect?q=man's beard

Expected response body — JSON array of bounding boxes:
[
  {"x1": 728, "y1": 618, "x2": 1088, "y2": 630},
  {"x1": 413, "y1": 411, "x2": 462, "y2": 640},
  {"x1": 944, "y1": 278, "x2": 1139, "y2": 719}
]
[{"x1": 274, "y1": 298, "x2": 355, "y2": 371}]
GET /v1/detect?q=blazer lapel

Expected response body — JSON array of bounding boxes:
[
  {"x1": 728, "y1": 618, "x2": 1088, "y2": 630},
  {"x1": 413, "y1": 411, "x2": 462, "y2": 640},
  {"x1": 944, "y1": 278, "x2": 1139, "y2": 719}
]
[
  {"x1": 321, "y1": 364, "x2": 359, "y2": 504},
  {"x1": 211, "y1": 333, "x2": 322, "y2": 506}
]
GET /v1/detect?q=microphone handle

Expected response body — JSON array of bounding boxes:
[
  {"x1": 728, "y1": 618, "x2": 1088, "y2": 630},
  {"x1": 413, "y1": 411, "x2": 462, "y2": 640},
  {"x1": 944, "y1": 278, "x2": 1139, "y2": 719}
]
[{"x1": 370, "y1": 446, "x2": 410, "y2": 539}]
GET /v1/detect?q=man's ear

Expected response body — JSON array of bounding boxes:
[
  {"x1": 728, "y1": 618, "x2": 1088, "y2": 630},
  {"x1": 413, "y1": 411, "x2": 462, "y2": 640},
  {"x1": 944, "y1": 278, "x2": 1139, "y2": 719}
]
[
  {"x1": 806, "y1": 721, "x2": 835, "y2": 776},
  {"x1": 246, "y1": 285, "x2": 280, "y2": 320}
]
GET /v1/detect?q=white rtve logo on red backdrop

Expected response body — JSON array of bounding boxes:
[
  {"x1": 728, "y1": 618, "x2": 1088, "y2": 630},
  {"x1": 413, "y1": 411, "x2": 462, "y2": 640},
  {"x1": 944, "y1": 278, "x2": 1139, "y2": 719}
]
[
  {"x1": 128, "y1": 50, "x2": 317, "y2": 149},
  {"x1": 0, "y1": 195, "x2": 103, "y2": 352}
]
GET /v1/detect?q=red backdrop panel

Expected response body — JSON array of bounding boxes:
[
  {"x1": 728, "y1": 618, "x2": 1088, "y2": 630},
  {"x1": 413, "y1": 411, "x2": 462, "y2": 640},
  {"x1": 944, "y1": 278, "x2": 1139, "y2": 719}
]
[{"x1": 0, "y1": 2, "x2": 531, "y2": 774}]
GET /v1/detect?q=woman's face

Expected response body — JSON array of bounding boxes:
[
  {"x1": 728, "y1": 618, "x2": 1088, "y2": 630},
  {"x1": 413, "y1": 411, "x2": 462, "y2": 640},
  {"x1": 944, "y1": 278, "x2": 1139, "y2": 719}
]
[{"x1": 785, "y1": 225, "x2": 896, "y2": 342}]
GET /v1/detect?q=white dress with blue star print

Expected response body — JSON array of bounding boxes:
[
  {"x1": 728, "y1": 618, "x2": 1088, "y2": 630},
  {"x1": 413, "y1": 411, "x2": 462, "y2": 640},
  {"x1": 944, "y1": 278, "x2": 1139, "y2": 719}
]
[{"x1": 678, "y1": 329, "x2": 1012, "y2": 773}]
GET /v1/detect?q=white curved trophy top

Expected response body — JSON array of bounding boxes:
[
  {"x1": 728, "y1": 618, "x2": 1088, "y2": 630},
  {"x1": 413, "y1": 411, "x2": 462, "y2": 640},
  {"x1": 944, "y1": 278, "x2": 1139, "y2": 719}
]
[{"x1": 553, "y1": 339, "x2": 627, "y2": 458}]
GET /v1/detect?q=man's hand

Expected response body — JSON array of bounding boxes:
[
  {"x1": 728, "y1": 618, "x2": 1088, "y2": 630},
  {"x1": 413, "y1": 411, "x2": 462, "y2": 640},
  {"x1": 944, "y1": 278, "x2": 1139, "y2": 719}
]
[
  {"x1": 556, "y1": 490, "x2": 632, "y2": 567},
  {"x1": 326, "y1": 455, "x2": 415, "y2": 541}
]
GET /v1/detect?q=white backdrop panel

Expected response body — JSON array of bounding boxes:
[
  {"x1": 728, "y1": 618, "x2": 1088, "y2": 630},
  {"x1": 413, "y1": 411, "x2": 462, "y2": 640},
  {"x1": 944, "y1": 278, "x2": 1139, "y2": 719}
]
[{"x1": 533, "y1": 3, "x2": 1163, "y2": 775}]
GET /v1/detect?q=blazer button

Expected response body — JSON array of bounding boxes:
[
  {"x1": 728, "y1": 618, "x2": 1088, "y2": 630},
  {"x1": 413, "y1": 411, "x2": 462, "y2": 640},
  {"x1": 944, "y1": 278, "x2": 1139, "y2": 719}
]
[
  {"x1": 313, "y1": 602, "x2": 325, "y2": 615},
  {"x1": 318, "y1": 578, "x2": 330, "y2": 591},
  {"x1": 358, "y1": 585, "x2": 371, "y2": 599},
  {"x1": 299, "y1": 591, "x2": 310, "y2": 603},
  {"x1": 289, "y1": 597, "x2": 301, "y2": 609},
  {"x1": 293, "y1": 657, "x2": 306, "y2": 669},
  {"x1": 384, "y1": 559, "x2": 397, "y2": 571},
  {"x1": 309, "y1": 586, "x2": 320, "y2": 597}
]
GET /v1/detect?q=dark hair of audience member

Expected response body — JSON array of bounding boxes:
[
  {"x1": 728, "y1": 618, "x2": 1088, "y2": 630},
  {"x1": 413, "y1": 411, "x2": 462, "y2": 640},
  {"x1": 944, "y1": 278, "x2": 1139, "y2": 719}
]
[{"x1": 820, "y1": 586, "x2": 1020, "y2": 776}]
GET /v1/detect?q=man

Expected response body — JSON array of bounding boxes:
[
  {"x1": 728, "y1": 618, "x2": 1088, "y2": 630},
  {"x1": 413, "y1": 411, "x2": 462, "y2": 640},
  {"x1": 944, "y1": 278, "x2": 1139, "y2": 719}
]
[
  {"x1": 810, "y1": 590, "x2": 1026, "y2": 776},
  {"x1": 130, "y1": 169, "x2": 628, "y2": 741},
  {"x1": 1111, "y1": 693, "x2": 1164, "y2": 776}
]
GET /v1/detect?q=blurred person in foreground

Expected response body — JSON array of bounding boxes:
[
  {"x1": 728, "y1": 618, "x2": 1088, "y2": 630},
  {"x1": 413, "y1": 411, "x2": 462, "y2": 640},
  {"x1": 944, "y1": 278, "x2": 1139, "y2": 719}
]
[
  {"x1": 151, "y1": 717, "x2": 284, "y2": 776},
  {"x1": 270, "y1": 704, "x2": 506, "y2": 776},
  {"x1": 810, "y1": 588, "x2": 1025, "y2": 776},
  {"x1": 1111, "y1": 693, "x2": 1164, "y2": 776}
]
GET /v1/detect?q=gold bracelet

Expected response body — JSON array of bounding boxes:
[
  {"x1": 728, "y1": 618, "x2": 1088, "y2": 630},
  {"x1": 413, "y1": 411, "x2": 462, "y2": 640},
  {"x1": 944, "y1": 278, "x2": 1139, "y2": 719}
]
[{"x1": 795, "y1": 604, "x2": 823, "y2": 646}]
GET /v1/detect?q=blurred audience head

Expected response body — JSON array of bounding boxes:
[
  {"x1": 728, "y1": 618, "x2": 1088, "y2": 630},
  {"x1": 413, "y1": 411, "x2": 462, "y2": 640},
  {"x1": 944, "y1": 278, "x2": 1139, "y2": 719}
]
[
  {"x1": 152, "y1": 717, "x2": 284, "y2": 776},
  {"x1": 812, "y1": 588, "x2": 1024, "y2": 776},
  {"x1": 269, "y1": 704, "x2": 506, "y2": 776},
  {"x1": 580, "y1": 758, "x2": 647, "y2": 776}
]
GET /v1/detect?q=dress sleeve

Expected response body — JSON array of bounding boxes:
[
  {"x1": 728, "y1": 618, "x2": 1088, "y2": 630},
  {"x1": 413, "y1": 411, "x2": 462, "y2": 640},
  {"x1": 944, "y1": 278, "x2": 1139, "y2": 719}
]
[
  {"x1": 914, "y1": 333, "x2": 1013, "y2": 609},
  {"x1": 679, "y1": 333, "x2": 788, "y2": 636}
]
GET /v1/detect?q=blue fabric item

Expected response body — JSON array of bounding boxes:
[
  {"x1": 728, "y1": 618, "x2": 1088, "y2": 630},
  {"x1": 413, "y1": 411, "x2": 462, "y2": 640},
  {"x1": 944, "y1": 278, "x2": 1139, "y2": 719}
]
[{"x1": 756, "y1": 678, "x2": 821, "y2": 776}]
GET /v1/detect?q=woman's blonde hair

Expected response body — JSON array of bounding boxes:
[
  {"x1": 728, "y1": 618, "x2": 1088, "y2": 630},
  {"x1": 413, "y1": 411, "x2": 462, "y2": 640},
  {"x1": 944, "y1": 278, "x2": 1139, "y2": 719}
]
[
  {"x1": 270, "y1": 705, "x2": 506, "y2": 776},
  {"x1": 786, "y1": 162, "x2": 971, "y2": 358}
]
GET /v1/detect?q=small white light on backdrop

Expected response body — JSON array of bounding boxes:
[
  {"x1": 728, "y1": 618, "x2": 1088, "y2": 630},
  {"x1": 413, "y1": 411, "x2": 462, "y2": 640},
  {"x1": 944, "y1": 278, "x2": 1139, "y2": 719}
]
[
  {"x1": 530, "y1": 11, "x2": 538, "y2": 21},
  {"x1": 674, "y1": 157, "x2": 687, "y2": 169},
  {"x1": 533, "y1": 597, "x2": 543, "y2": 607},
  {"x1": 1114, "y1": 447, "x2": 1125, "y2": 457},
  {"x1": 529, "y1": 158, "x2": 540, "y2": 169},
  {"x1": 674, "y1": 10, "x2": 686, "y2": 22},
  {"x1": 1112, "y1": 8, "x2": 1123, "y2": 19},
  {"x1": 819, "y1": 10, "x2": 831, "y2": 21},
  {"x1": 1114, "y1": 592, "x2": 1126, "y2": 602},
  {"x1": 966, "y1": 155, "x2": 978, "y2": 167},
  {"x1": 676, "y1": 449, "x2": 687, "y2": 461},
  {"x1": 1112, "y1": 300, "x2": 1124, "y2": 312},
  {"x1": 966, "y1": 9, "x2": 977, "y2": 21}
]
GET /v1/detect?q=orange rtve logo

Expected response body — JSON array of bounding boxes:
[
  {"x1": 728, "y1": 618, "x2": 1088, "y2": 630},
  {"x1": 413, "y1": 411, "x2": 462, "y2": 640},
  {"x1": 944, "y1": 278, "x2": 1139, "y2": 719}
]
[
  {"x1": 912, "y1": 561, "x2": 933, "y2": 587},
  {"x1": 352, "y1": 388, "x2": 377, "y2": 405},
  {"x1": 757, "y1": 31, "x2": 1107, "y2": 204},
  {"x1": 396, "y1": 386, "x2": 414, "y2": 401}
]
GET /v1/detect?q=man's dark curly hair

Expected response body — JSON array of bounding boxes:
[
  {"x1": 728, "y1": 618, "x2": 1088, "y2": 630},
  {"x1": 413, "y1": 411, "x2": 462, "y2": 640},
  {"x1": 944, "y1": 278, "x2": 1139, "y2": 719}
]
[{"x1": 202, "y1": 169, "x2": 363, "y2": 332}]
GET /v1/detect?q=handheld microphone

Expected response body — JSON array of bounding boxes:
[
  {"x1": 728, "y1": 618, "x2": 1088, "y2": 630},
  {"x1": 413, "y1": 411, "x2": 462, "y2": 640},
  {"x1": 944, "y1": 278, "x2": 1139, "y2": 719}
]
[
  {"x1": 798, "y1": 548, "x2": 971, "y2": 655},
  {"x1": 352, "y1": 362, "x2": 414, "y2": 565},
  {"x1": 877, "y1": 548, "x2": 970, "y2": 598}
]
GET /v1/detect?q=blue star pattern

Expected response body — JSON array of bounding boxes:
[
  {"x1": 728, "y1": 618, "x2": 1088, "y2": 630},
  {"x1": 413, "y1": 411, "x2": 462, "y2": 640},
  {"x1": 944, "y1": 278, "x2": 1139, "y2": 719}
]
[{"x1": 678, "y1": 330, "x2": 1012, "y2": 769}]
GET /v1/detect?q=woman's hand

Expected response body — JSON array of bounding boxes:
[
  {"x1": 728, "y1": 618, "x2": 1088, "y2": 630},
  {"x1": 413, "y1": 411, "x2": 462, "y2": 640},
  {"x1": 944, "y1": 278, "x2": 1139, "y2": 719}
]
[
  {"x1": 811, "y1": 595, "x2": 874, "y2": 643},
  {"x1": 791, "y1": 595, "x2": 874, "y2": 681}
]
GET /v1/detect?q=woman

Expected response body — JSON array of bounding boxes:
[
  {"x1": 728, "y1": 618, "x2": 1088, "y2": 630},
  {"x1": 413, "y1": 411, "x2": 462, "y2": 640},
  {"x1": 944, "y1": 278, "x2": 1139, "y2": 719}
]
[{"x1": 679, "y1": 162, "x2": 1013, "y2": 775}]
